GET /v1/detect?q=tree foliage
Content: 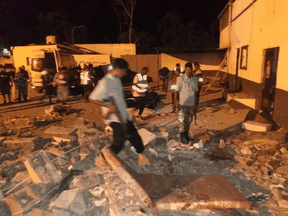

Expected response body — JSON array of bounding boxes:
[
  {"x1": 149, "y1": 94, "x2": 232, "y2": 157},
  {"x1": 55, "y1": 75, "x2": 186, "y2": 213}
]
[{"x1": 37, "y1": 10, "x2": 74, "y2": 43}]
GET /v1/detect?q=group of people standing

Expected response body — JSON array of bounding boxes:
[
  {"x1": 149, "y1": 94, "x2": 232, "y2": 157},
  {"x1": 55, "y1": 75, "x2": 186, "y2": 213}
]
[
  {"x1": 40, "y1": 64, "x2": 95, "y2": 105},
  {"x1": 0, "y1": 65, "x2": 29, "y2": 104}
]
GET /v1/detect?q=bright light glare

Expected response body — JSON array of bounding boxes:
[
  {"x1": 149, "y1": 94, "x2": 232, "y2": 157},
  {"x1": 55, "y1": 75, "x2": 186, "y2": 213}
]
[
  {"x1": 3, "y1": 48, "x2": 8, "y2": 54},
  {"x1": 199, "y1": 78, "x2": 204, "y2": 82}
]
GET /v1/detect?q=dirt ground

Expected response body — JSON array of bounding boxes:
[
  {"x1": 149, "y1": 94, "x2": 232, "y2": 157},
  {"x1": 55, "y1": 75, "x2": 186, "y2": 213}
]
[{"x1": 0, "y1": 84, "x2": 288, "y2": 216}]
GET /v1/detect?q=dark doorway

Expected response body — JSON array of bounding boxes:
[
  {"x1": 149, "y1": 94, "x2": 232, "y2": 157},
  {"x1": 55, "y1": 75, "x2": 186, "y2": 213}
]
[
  {"x1": 261, "y1": 47, "x2": 279, "y2": 115},
  {"x1": 235, "y1": 48, "x2": 240, "y2": 90}
]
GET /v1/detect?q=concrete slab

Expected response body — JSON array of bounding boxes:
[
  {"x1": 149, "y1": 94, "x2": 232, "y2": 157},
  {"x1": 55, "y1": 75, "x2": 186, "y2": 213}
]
[
  {"x1": 53, "y1": 134, "x2": 77, "y2": 144},
  {"x1": 138, "y1": 128, "x2": 156, "y2": 146},
  {"x1": 50, "y1": 188, "x2": 87, "y2": 215},
  {"x1": 3, "y1": 138, "x2": 36, "y2": 146},
  {"x1": 154, "y1": 132, "x2": 169, "y2": 141},
  {"x1": 44, "y1": 126, "x2": 76, "y2": 136},
  {"x1": 101, "y1": 147, "x2": 250, "y2": 213},
  {"x1": 24, "y1": 150, "x2": 62, "y2": 184},
  {"x1": 242, "y1": 121, "x2": 272, "y2": 132},
  {"x1": 4, "y1": 118, "x2": 31, "y2": 129}
]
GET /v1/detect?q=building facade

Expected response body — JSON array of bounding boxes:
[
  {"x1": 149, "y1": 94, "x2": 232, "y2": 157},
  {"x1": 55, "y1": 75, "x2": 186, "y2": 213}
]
[{"x1": 219, "y1": 0, "x2": 288, "y2": 128}]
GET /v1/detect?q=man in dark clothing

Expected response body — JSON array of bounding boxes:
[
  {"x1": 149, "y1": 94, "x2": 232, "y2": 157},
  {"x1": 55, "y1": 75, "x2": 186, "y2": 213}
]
[
  {"x1": 40, "y1": 68, "x2": 55, "y2": 104},
  {"x1": 159, "y1": 67, "x2": 169, "y2": 92},
  {"x1": 0, "y1": 66, "x2": 13, "y2": 104},
  {"x1": 15, "y1": 67, "x2": 29, "y2": 102}
]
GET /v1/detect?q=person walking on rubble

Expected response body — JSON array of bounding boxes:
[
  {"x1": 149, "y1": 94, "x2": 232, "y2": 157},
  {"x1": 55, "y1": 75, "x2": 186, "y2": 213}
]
[
  {"x1": 176, "y1": 62, "x2": 199, "y2": 144},
  {"x1": 159, "y1": 67, "x2": 169, "y2": 92},
  {"x1": 170, "y1": 68, "x2": 181, "y2": 113},
  {"x1": 0, "y1": 66, "x2": 13, "y2": 104},
  {"x1": 54, "y1": 67, "x2": 69, "y2": 105},
  {"x1": 89, "y1": 58, "x2": 150, "y2": 166},
  {"x1": 132, "y1": 67, "x2": 149, "y2": 119},
  {"x1": 15, "y1": 66, "x2": 29, "y2": 102},
  {"x1": 80, "y1": 64, "x2": 93, "y2": 102}
]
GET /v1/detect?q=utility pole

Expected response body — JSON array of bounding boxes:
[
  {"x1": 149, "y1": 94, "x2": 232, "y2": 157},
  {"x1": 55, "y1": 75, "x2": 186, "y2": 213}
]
[{"x1": 71, "y1": 25, "x2": 85, "y2": 44}]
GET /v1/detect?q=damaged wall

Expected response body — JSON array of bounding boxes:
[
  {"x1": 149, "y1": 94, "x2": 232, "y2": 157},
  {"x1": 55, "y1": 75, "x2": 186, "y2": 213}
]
[{"x1": 219, "y1": 0, "x2": 288, "y2": 128}]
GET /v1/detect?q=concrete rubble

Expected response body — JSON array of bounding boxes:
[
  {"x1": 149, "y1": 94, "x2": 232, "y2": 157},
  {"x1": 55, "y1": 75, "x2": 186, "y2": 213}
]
[{"x1": 1, "y1": 99, "x2": 288, "y2": 216}]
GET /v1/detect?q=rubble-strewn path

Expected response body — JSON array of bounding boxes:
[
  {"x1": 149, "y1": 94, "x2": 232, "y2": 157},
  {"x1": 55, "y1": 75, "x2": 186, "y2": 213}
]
[{"x1": 0, "y1": 88, "x2": 288, "y2": 215}]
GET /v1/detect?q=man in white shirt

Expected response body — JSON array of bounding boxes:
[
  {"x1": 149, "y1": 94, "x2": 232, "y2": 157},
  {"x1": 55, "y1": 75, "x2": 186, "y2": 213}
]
[
  {"x1": 176, "y1": 62, "x2": 199, "y2": 144},
  {"x1": 89, "y1": 58, "x2": 150, "y2": 165}
]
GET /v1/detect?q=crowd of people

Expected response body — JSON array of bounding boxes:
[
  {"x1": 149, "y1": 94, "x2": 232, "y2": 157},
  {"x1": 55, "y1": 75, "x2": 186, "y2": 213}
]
[
  {"x1": 0, "y1": 65, "x2": 30, "y2": 104},
  {"x1": 0, "y1": 64, "x2": 97, "y2": 105}
]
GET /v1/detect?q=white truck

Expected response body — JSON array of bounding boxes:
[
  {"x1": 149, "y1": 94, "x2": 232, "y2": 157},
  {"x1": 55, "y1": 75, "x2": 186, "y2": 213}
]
[{"x1": 11, "y1": 44, "x2": 110, "y2": 92}]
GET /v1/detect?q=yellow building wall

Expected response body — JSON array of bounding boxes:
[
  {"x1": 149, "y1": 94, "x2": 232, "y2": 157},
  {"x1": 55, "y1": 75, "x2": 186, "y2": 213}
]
[
  {"x1": 219, "y1": 27, "x2": 230, "y2": 49},
  {"x1": 76, "y1": 44, "x2": 136, "y2": 58},
  {"x1": 229, "y1": 4, "x2": 253, "y2": 79},
  {"x1": 249, "y1": 0, "x2": 288, "y2": 91},
  {"x1": 160, "y1": 53, "x2": 224, "y2": 71},
  {"x1": 232, "y1": 0, "x2": 255, "y2": 20}
]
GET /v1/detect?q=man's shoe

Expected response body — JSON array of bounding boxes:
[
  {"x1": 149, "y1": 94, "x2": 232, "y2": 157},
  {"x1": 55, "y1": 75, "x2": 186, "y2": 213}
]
[
  {"x1": 185, "y1": 131, "x2": 193, "y2": 142},
  {"x1": 180, "y1": 132, "x2": 189, "y2": 144}
]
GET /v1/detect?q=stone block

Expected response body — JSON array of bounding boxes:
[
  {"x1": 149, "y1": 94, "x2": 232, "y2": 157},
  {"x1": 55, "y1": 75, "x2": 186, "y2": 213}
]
[
  {"x1": 24, "y1": 150, "x2": 62, "y2": 184},
  {"x1": 44, "y1": 126, "x2": 76, "y2": 136},
  {"x1": 50, "y1": 188, "x2": 87, "y2": 215},
  {"x1": 51, "y1": 208, "x2": 70, "y2": 216},
  {"x1": 137, "y1": 129, "x2": 156, "y2": 146},
  {"x1": 242, "y1": 121, "x2": 272, "y2": 132}
]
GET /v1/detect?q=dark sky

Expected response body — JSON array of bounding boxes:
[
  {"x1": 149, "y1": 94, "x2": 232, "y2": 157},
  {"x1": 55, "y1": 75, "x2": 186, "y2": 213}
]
[{"x1": 2, "y1": 0, "x2": 228, "y2": 45}]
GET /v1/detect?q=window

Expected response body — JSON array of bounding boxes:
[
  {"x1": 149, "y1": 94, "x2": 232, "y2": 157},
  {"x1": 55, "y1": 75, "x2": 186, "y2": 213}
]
[
  {"x1": 240, "y1": 45, "x2": 249, "y2": 70},
  {"x1": 219, "y1": 8, "x2": 229, "y2": 31},
  {"x1": 26, "y1": 57, "x2": 30, "y2": 66}
]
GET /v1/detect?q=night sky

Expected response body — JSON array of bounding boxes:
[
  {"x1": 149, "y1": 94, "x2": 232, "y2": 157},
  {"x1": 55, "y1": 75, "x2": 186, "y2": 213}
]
[{"x1": 1, "y1": 0, "x2": 228, "y2": 47}]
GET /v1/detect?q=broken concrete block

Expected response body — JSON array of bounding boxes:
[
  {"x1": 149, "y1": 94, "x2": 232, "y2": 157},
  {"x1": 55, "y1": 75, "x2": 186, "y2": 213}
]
[
  {"x1": 4, "y1": 118, "x2": 31, "y2": 129},
  {"x1": 53, "y1": 134, "x2": 76, "y2": 144},
  {"x1": 3, "y1": 138, "x2": 36, "y2": 146},
  {"x1": 0, "y1": 191, "x2": 3, "y2": 201},
  {"x1": 24, "y1": 150, "x2": 62, "y2": 184},
  {"x1": 50, "y1": 188, "x2": 87, "y2": 215},
  {"x1": 74, "y1": 117, "x2": 86, "y2": 129},
  {"x1": 138, "y1": 129, "x2": 156, "y2": 146},
  {"x1": 198, "y1": 134, "x2": 211, "y2": 143},
  {"x1": 166, "y1": 140, "x2": 180, "y2": 149},
  {"x1": 276, "y1": 166, "x2": 288, "y2": 176},
  {"x1": 51, "y1": 208, "x2": 70, "y2": 216},
  {"x1": 70, "y1": 172, "x2": 104, "y2": 190},
  {"x1": 153, "y1": 132, "x2": 169, "y2": 141},
  {"x1": 26, "y1": 209, "x2": 57, "y2": 216},
  {"x1": 193, "y1": 141, "x2": 204, "y2": 149},
  {"x1": 241, "y1": 146, "x2": 252, "y2": 155},
  {"x1": 219, "y1": 139, "x2": 226, "y2": 149},
  {"x1": 242, "y1": 121, "x2": 272, "y2": 132},
  {"x1": 13, "y1": 171, "x2": 29, "y2": 183},
  {"x1": 44, "y1": 126, "x2": 76, "y2": 136},
  {"x1": 280, "y1": 147, "x2": 288, "y2": 156},
  {"x1": 3, "y1": 184, "x2": 47, "y2": 215}
]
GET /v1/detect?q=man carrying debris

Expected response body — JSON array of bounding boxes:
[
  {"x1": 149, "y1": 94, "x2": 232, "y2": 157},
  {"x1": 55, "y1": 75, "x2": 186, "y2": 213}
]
[
  {"x1": 132, "y1": 67, "x2": 149, "y2": 119},
  {"x1": 176, "y1": 62, "x2": 199, "y2": 144},
  {"x1": 89, "y1": 58, "x2": 150, "y2": 165},
  {"x1": 54, "y1": 67, "x2": 69, "y2": 105}
]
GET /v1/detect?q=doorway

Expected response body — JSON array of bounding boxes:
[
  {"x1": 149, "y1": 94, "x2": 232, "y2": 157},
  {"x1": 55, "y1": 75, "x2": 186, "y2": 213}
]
[{"x1": 261, "y1": 47, "x2": 279, "y2": 115}]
